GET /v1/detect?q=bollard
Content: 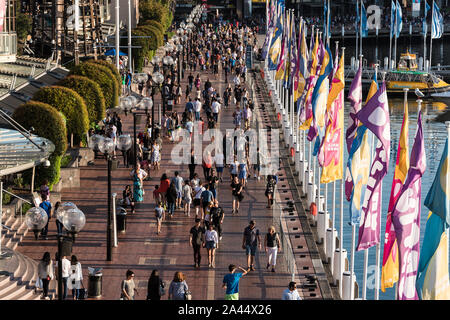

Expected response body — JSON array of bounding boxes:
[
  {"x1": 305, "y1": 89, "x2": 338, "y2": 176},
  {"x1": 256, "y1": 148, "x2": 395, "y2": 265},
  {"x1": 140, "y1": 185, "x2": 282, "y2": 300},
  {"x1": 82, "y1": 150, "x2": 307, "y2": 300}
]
[
  {"x1": 333, "y1": 248, "x2": 348, "y2": 287},
  {"x1": 342, "y1": 271, "x2": 356, "y2": 300},
  {"x1": 317, "y1": 210, "x2": 328, "y2": 245},
  {"x1": 307, "y1": 182, "x2": 316, "y2": 209},
  {"x1": 326, "y1": 228, "x2": 337, "y2": 266},
  {"x1": 295, "y1": 150, "x2": 300, "y2": 174},
  {"x1": 301, "y1": 164, "x2": 309, "y2": 195},
  {"x1": 112, "y1": 193, "x2": 118, "y2": 247}
]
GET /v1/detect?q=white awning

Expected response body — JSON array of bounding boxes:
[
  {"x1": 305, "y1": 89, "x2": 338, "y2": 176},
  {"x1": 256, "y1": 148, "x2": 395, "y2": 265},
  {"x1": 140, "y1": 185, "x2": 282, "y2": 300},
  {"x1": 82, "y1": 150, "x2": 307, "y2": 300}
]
[{"x1": 0, "y1": 128, "x2": 55, "y2": 176}]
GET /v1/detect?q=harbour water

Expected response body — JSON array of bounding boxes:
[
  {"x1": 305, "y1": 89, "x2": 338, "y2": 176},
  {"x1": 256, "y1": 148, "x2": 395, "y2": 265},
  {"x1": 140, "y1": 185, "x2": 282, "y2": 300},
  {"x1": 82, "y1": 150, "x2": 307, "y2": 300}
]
[{"x1": 326, "y1": 96, "x2": 448, "y2": 300}]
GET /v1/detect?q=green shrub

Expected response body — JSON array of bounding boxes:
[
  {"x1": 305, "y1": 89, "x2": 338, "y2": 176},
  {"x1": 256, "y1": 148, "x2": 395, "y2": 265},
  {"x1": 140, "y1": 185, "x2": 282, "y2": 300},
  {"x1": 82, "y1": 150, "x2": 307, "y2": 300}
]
[
  {"x1": 142, "y1": 20, "x2": 165, "y2": 34},
  {"x1": 70, "y1": 62, "x2": 119, "y2": 109},
  {"x1": 22, "y1": 202, "x2": 32, "y2": 214},
  {"x1": 32, "y1": 86, "x2": 89, "y2": 145},
  {"x1": 13, "y1": 101, "x2": 67, "y2": 156},
  {"x1": 37, "y1": 154, "x2": 62, "y2": 190},
  {"x1": 137, "y1": 25, "x2": 163, "y2": 49},
  {"x1": 58, "y1": 75, "x2": 106, "y2": 123},
  {"x1": 131, "y1": 28, "x2": 149, "y2": 72},
  {"x1": 60, "y1": 154, "x2": 73, "y2": 168},
  {"x1": 139, "y1": 1, "x2": 168, "y2": 27},
  {"x1": 88, "y1": 59, "x2": 122, "y2": 92},
  {"x1": 2, "y1": 187, "x2": 12, "y2": 205}
]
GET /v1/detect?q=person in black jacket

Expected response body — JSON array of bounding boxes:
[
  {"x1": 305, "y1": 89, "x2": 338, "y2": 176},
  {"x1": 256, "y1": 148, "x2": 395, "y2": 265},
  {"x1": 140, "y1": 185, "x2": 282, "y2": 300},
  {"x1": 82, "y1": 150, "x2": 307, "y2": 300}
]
[
  {"x1": 147, "y1": 269, "x2": 165, "y2": 300},
  {"x1": 166, "y1": 182, "x2": 177, "y2": 219}
]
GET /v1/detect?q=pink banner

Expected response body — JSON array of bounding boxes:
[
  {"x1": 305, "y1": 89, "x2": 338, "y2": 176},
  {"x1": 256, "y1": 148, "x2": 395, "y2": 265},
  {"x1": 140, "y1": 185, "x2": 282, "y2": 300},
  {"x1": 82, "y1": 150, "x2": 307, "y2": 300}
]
[{"x1": 0, "y1": 0, "x2": 5, "y2": 33}]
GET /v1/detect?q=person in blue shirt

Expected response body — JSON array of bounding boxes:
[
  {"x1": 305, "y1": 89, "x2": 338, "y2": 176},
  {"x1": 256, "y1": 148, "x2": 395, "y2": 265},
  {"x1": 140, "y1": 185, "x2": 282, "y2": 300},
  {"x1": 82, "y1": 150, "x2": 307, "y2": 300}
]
[
  {"x1": 222, "y1": 264, "x2": 248, "y2": 300},
  {"x1": 39, "y1": 198, "x2": 52, "y2": 240}
]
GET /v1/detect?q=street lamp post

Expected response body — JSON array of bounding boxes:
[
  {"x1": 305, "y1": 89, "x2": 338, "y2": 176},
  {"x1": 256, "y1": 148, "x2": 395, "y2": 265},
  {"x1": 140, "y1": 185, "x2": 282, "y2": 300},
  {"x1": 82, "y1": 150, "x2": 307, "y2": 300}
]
[{"x1": 150, "y1": 71, "x2": 164, "y2": 138}]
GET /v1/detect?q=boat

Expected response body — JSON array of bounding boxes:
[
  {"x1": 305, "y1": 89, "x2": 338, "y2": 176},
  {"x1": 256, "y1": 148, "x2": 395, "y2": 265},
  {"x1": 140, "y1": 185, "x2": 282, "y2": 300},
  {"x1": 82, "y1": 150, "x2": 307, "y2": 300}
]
[{"x1": 385, "y1": 52, "x2": 450, "y2": 95}]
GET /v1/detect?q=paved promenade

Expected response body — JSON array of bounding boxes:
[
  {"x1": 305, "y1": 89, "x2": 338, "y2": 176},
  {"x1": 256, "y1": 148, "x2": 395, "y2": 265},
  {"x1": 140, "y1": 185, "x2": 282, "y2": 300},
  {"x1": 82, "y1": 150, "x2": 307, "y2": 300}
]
[{"x1": 16, "y1": 55, "x2": 324, "y2": 299}]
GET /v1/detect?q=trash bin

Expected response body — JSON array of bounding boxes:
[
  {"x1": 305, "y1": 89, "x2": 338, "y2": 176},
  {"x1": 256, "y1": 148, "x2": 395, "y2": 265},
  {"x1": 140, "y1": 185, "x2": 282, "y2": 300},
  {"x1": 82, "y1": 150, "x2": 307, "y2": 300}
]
[
  {"x1": 116, "y1": 207, "x2": 127, "y2": 233},
  {"x1": 88, "y1": 267, "x2": 103, "y2": 298}
]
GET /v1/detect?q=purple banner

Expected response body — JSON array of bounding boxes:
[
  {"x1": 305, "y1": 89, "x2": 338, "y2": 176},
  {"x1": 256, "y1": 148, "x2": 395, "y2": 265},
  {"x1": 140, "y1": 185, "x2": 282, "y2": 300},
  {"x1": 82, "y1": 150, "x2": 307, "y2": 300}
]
[
  {"x1": 355, "y1": 83, "x2": 391, "y2": 251},
  {"x1": 391, "y1": 111, "x2": 426, "y2": 300}
]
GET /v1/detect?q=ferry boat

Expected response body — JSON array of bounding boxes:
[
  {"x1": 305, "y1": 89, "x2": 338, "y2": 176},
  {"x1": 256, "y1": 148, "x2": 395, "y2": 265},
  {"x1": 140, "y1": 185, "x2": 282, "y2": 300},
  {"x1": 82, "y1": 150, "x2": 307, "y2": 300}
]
[{"x1": 385, "y1": 52, "x2": 450, "y2": 95}]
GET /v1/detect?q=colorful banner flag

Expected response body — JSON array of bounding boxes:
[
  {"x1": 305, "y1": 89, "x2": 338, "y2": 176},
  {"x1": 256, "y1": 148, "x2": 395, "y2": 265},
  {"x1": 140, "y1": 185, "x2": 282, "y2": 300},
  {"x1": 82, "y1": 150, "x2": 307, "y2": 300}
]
[
  {"x1": 391, "y1": 111, "x2": 426, "y2": 300},
  {"x1": 396, "y1": 0, "x2": 403, "y2": 38},
  {"x1": 422, "y1": 0, "x2": 430, "y2": 36},
  {"x1": 355, "y1": 82, "x2": 391, "y2": 250},
  {"x1": 319, "y1": 51, "x2": 344, "y2": 183},
  {"x1": 268, "y1": 6, "x2": 283, "y2": 70},
  {"x1": 431, "y1": 0, "x2": 444, "y2": 39},
  {"x1": 361, "y1": 1, "x2": 368, "y2": 38},
  {"x1": 345, "y1": 63, "x2": 362, "y2": 153},
  {"x1": 381, "y1": 97, "x2": 409, "y2": 292},
  {"x1": 293, "y1": 20, "x2": 307, "y2": 104},
  {"x1": 416, "y1": 212, "x2": 450, "y2": 299},
  {"x1": 424, "y1": 139, "x2": 450, "y2": 228},
  {"x1": 390, "y1": 1, "x2": 396, "y2": 38}
]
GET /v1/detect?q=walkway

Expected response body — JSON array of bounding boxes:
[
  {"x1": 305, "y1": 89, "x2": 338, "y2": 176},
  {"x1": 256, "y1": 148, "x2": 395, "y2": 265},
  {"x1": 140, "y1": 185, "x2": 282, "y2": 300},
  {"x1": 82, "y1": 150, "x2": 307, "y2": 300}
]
[{"x1": 16, "y1": 51, "x2": 317, "y2": 300}]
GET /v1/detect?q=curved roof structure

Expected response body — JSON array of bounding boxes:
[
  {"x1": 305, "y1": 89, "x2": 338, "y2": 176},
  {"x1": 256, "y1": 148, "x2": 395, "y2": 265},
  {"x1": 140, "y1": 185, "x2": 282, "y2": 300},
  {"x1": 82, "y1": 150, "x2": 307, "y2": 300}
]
[{"x1": 0, "y1": 128, "x2": 55, "y2": 176}]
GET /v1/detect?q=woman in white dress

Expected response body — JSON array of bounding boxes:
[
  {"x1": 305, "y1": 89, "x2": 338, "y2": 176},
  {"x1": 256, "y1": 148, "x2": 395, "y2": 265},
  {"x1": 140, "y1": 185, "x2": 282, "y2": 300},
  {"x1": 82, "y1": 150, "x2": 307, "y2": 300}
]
[
  {"x1": 67, "y1": 255, "x2": 83, "y2": 300},
  {"x1": 151, "y1": 140, "x2": 161, "y2": 170}
]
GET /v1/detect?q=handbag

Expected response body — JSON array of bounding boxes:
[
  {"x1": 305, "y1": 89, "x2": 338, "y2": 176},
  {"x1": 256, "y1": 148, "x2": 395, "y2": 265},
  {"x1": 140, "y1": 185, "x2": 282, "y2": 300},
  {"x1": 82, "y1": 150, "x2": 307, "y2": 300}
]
[
  {"x1": 78, "y1": 281, "x2": 87, "y2": 300},
  {"x1": 159, "y1": 281, "x2": 166, "y2": 296},
  {"x1": 184, "y1": 290, "x2": 192, "y2": 300},
  {"x1": 237, "y1": 193, "x2": 244, "y2": 202}
]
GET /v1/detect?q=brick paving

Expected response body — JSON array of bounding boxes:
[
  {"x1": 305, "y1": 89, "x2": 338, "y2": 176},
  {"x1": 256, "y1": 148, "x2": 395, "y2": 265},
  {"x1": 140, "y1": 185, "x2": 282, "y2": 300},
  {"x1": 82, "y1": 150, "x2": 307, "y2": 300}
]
[{"x1": 16, "y1": 55, "x2": 319, "y2": 300}]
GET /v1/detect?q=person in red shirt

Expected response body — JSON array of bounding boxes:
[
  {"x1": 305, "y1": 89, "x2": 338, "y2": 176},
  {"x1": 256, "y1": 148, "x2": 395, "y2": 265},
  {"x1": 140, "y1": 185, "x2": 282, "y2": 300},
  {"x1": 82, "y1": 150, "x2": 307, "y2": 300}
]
[
  {"x1": 156, "y1": 173, "x2": 170, "y2": 207},
  {"x1": 202, "y1": 151, "x2": 213, "y2": 181}
]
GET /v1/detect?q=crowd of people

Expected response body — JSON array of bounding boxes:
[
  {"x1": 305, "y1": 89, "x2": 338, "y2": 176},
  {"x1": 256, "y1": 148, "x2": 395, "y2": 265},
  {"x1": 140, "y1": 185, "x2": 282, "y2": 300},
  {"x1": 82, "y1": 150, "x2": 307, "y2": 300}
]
[{"x1": 33, "y1": 17, "x2": 301, "y2": 301}]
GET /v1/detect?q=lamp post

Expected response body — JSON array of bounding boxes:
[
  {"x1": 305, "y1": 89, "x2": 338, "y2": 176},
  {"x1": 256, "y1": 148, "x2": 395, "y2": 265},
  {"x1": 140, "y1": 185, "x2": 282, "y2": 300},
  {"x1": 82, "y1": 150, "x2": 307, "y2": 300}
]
[
  {"x1": 55, "y1": 203, "x2": 85, "y2": 300},
  {"x1": 151, "y1": 71, "x2": 164, "y2": 138},
  {"x1": 89, "y1": 135, "x2": 115, "y2": 261},
  {"x1": 25, "y1": 204, "x2": 85, "y2": 300},
  {"x1": 162, "y1": 55, "x2": 174, "y2": 115},
  {"x1": 176, "y1": 44, "x2": 183, "y2": 85}
]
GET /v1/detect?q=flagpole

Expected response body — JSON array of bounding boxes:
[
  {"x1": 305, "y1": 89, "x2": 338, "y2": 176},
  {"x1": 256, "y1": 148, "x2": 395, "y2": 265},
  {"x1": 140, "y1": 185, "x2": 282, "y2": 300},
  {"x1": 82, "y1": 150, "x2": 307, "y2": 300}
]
[
  {"x1": 374, "y1": 66, "x2": 383, "y2": 301},
  {"x1": 327, "y1": 0, "x2": 331, "y2": 48},
  {"x1": 355, "y1": 0, "x2": 359, "y2": 64},
  {"x1": 445, "y1": 120, "x2": 449, "y2": 268},
  {"x1": 339, "y1": 46, "x2": 346, "y2": 298},
  {"x1": 389, "y1": 2, "x2": 393, "y2": 70},
  {"x1": 423, "y1": 3, "x2": 427, "y2": 71},
  {"x1": 394, "y1": 1, "x2": 398, "y2": 70},
  {"x1": 429, "y1": 0, "x2": 434, "y2": 71},
  {"x1": 360, "y1": 0, "x2": 363, "y2": 57}
]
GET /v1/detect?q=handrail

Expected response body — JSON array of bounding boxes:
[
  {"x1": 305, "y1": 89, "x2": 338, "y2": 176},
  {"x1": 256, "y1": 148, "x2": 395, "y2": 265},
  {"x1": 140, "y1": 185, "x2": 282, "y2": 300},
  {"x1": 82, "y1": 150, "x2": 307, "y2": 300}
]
[{"x1": 2, "y1": 189, "x2": 32, "y2": 205}]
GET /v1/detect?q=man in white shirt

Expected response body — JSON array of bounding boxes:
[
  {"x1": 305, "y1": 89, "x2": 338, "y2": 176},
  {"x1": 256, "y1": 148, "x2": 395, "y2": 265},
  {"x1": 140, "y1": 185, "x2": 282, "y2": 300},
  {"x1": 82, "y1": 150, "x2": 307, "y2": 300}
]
[
  {"x1": 211, "y1": 99, "x2": 221, "y2": 122},
  {"x1": 282, "y1": 282, "x2": 302, "y2": 300},
  {"x1": 194, "y1": 98, "x2": 202, "y2": 121},
  {"x1": 61, "y1": 255, "x2": 71, "y2": 300}
]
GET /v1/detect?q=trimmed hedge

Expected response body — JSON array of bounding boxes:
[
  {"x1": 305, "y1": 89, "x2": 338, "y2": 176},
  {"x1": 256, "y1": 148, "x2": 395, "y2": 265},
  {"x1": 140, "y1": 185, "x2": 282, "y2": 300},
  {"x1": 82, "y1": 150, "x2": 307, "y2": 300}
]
[
  {"x1": 13, "y1": 101, "x2": 67, "y2": 156},
  {"x1": 138, "y1": 25, "x2": 163, "y2": 48},
  {"x1": 58, "y1": 75, "x2": 106, "y2": 124},
  {"x1": 142, "y1": 20, "x2": 165, "y2": 35},
  {"x1": 139, "y1": 1, "x2": 168, "y2": 27},
  {"x1": 70, "y1": 62, "x2": 119, "y2": 109},
  {"x1": 33, "y1": 86, "x2": 90, "y2": 145},
  {"x1": 131, "y1": 28, "x2": 150, "y2": 72},
  {"x1": 88, "y1": 59, "x2": 122, "y2": 92},
  {"x1": 13, "y1": 101, "x2": 68, "y2": 189}
]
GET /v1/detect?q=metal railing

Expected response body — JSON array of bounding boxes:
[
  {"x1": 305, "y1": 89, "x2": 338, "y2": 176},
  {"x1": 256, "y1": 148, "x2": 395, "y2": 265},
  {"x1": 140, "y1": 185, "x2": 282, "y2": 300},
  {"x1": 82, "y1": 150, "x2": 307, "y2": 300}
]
[{"x1": 3, "y1": 188, "x2": 33, "y2": 224}]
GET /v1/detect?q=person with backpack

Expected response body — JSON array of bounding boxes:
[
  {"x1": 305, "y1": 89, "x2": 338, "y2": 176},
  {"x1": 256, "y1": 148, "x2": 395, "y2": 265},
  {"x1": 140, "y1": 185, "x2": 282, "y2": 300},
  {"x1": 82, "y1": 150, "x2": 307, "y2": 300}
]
[
  {"x1": 39, "y1": 195, "x2": 52, "y2": 240},
  {"x1": 147, "y1": 269, "x2": 165, "y2": 300}
]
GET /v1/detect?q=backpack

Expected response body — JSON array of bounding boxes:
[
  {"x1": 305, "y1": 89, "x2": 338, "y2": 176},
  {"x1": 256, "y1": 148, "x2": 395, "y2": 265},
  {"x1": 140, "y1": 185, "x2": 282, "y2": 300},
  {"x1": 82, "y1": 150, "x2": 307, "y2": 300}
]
[{"x1": 159, "y1": 281, "x2": 166, "y2": 296}]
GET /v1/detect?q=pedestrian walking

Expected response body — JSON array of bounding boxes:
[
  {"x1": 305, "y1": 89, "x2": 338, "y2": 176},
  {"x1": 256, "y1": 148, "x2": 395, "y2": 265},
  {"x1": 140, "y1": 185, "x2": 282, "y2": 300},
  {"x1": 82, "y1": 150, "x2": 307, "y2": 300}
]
[
  {"x1": 56, "y1": 253, "x2": 71, "y2": 300},
  {"x1": 147, "y1": 269, "x2": 165, "y2": 300},
  {"x1": 222, "y1": 264, "x2": 248, "y2": 300},
  {"x1": 205, "y1": 224, "x2": 219, "y2": 268},
  {"x1": 168, "y1": 272, "x2": 190, "y2": 300},
  {"x1": 193, "y1": 182, "x2": 205, "y2": 218},
  {"x1": 182, "y1": 180, "x2": 192, "y2": 217},
  {"x1": 155, "y1": 201, "x2": 165, "y2": 235},
  {"x1": 39, "y1": 195, "x2": 52, "y2": 239},
  {"x1": 122, "y1": 185, "x2": 136, "y2": 214},
  {"x1": 130, "y1": 163, "x2": 148, "y2": 203},
  {"x1": 214, "y1": 151, "x2": 224, "y2": 182},
  {"x1": 282, "y1": 282, "x2": 302, "y2": 300},
  {"x1": 171, "y1": 171, "x2": 184, "y2": 209},
  {"x1": 211, "y1": 199, "x2": 225, "y2": 240},
  {"x1": 37, "y1": 252, "x2": 54, "y2": 299},
  {"x1": 265, "y1": 175, "x2": 277, "y2": 209},
  {"x1": 230, "y1": 176, "x2": 243, "y2": 215},
  {"x1": 120, "y1": 270, "x2": 138, "y2": 300},
  {"x1": 242, "y1": 220, "x2": 261, "y2": 271},
  {"x1": 190, "y1": 218, "x2": 205, "y2": 268},
  {"x1": 68, "y1": 255, "x2": 83, "y2": 300},
  {"x1": 265, "y1": 226, "x2": 282, "y2": 273},
  {"x1": 201, "y1": 184, "x2": 214, "y2": 218},
  {"x1": 166, "y1": 182, "x2": 177, "y2": 219}
]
